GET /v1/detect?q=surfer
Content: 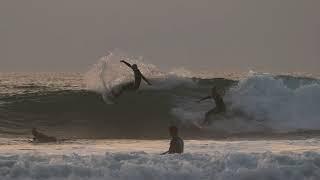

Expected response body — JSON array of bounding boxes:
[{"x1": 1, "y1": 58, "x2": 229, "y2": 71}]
[
  {"x1": 198, "y1": 87, "x2": 226, "y2": 125},
  {"x1": 161, "y1": 126, "x2": 184, "y2": 155},
  {"x1": 110, "y1": 60, "x2": 152, "y2": 97},
  {"x1": 32, "y1": 128, "x2": 57, "y2": 143}
]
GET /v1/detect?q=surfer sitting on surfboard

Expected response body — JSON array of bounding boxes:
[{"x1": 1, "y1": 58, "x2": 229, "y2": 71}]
[
  {"x1": 198, "y1": 87, "x2": 226, "y2": 125},
  {"x1": 32, "y1": 128, "x2": 57, "y2": 143},
  {"x1": 111, "y1": 60, "x2": 152, "y2": 97}
]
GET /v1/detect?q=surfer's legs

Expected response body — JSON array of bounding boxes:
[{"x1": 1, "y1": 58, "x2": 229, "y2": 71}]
[
  {"x1": 110, "y1": 89, "x2": 122, "y2": 98},
  {"x1": 203, "y1": 108, "x2": 222, "y2": 125},
  {"x1": 111, "y1": 82, "x2": 135, "y2": 97}
]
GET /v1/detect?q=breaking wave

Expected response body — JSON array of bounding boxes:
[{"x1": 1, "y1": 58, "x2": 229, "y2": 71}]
[{"x1": 0, "y1": 52, "x2": 320, "y2": 138}]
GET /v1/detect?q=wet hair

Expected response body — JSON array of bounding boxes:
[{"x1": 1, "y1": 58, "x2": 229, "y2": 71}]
[
  {"x1": 132, "y1": 64, "x2": 138, "y2": 69},
  {"x1": 169, "y1": 126, "x2": 178, "y2": 135},
  {"x1": 211, "y1": 87, "x2": 218, "y2": 94}
]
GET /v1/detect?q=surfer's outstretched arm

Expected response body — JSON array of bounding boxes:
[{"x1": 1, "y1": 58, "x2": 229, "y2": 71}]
[
  {"x1": 141, "y1": 74, "x2": 152, "y2": 85},
  {"x1": 120, "y1": 60, "x2": 132, "y2": 68},
  {"x1": 198, "y1": 96, "x2": 211, "y2": 102}
]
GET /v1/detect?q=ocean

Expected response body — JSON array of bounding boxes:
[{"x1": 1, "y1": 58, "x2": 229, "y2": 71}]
[{"x1": 0, "y1": 53, "x2": 320, "y2": 179}]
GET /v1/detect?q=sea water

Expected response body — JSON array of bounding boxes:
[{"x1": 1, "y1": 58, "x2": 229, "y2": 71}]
[
  {"x1": 1, "y1": 53, "x2": 320, "y2": 179},
  {"x1": 0, "y1": 139, "x2": 320, "y2": 180}
]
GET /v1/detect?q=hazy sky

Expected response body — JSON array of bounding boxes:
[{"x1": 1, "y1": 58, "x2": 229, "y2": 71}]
[{"x1": 1, "y1": 0, "x2": 319, "y2": 73}]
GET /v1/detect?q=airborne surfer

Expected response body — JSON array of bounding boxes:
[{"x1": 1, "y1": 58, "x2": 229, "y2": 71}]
[
  {"x1": 198, "y1": 87, "x2": 226, "y2": 125},
  {"x1": 110, "y1": 60, "x2": 152, "y2": 97}
]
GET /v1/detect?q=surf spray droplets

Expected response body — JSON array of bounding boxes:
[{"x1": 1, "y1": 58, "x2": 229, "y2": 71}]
[{"x1": 84, "y1": 52, "x2": 164, "y2": 95}]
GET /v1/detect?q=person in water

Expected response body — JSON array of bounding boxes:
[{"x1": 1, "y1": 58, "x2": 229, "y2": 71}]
[
  {"x1": 161, "y1": 126, "x2": 184, "y2": 155},
  {"x1": 32, "y1": 128, "x2": 57, "y2": 143},
  {"x1": 111, "y1": 60, "x2": 152, "y2": 97},
  {"x1": 198, "y1": 87, "x2": 226, "y2": 125}
]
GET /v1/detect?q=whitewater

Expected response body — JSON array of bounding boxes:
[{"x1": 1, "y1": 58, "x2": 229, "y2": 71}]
[
  {"x1": 1, "y1": 52, "x2": 320, "y2": 179},
  {"x1": 1, "y1": 138, "x2": 320, "y2": 180}
]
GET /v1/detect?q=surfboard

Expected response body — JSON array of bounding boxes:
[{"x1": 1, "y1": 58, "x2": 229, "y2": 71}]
[
  {"x1": 102, "y1": 91, "x2": 116, "y2": 104},
  {"x1": 29, "y1": 138, "x2": 71, "y2": 144},
  {"x1": 191, "y1": 120, "x2": 205, "y2": 129}
]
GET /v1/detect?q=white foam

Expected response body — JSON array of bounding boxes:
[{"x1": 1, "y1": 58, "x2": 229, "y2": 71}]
[
  {"x1": 1, "y1": 138, "x2": 320, "y2": 179},
  {"x1": 1, "y1": 151, "x2": 320, "y2": 180},
  {"x1": 172, "y1": 73, "x2": 320, "y2": 133},
  {"x1": 228, "y1": 73, "x2": 320, "y2": 132}
]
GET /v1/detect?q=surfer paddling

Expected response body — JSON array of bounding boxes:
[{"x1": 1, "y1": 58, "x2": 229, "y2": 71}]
[
  {"x1": 110, "y1": 60, "x2": 152, "y2": 97},
  {"x1": 161, "y1": 126, "x2": 184, "y2": 155},
  {"x1": 198, "y1": 87, "x2": 226, "y2": 125},
  {"x1": 32, "y1": 128, "x2": 57, "y2": 143}
]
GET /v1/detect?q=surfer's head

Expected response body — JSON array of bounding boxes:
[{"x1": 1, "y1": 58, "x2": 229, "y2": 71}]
[
  {"x1": 211, "y1": 87, "x2": 218, "y2": 96},
  {"x1": 132, "y1": 64, "x2": 138, "y2": 70},
  {"x1": 169, "y1": 126, "x2": 178, "y2": 137},
  {"x1": 32, "y1": 128, "x2": 38, "y2": 136}
]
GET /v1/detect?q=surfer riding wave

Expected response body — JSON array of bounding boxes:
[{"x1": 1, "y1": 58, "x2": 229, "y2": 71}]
[
  {"x1": 110, "y1": 60, "x2": 152, "y2": 97},
  {"x1": 198, "y1": 87, "x2": 226, "y2": 125}
]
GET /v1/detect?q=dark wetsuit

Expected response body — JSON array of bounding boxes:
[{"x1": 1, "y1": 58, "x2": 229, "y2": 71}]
[
  {"x1": 168, "y1": 136, "x2": 184, "y2": 154},
  {"x1": 203, "y1": 94, "x2": 226, "y2": 124},
  {"x1": 112, "y1": 69, "x2": 143, "y2": 97},
  {"x1": 112, "y1": 61, "x2": 151, "y2": 97},
  {"x1": 213, "y1": 94, "x2": 226, "y2": 112},
  {"x1": 132, "y1": 68, "x2": 143, "y2": 90}
]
